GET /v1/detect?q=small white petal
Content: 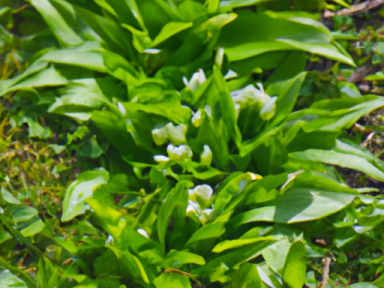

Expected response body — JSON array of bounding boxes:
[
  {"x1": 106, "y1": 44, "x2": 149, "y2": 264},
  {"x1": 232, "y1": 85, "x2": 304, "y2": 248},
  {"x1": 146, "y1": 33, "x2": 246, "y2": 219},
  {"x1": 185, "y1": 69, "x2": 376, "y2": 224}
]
[
  {"x1": 144, "y1": 48, "x2": 161, "y2": 54},
  {"x1": 191, "y1": 110, "x2": 202, "y2": 127},
  {"x1": 224, "y1": 69, "x2": 237, "y2": 80},
  {"x1": 192, "y1": 184, "x2": 213, "y2": 200},
  {"x1": 201, "y1": 145, "x2": 212, "y2": 166},
  {"x1": 118, "y1": 102, "x2": 126, "y2": 116},
  {"x1": 137, "y1": 228, "x2": 149, "y2": 238},
  {"x1": 197, "y1": 69, "x2": 207, "y2": 85},
  {"x1": 154, "y1": 155, "x2": 170, "y2": 162},
  {"x1": 204, "y1": 105, "x2": 212, "y2": 117}
]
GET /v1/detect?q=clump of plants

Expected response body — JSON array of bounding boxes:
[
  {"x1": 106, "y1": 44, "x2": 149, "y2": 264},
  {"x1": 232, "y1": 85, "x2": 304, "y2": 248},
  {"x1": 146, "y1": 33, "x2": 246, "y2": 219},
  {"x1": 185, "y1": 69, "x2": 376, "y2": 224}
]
[{"x1": 2, "y1": 0, "x2": 384, "y2": 287}]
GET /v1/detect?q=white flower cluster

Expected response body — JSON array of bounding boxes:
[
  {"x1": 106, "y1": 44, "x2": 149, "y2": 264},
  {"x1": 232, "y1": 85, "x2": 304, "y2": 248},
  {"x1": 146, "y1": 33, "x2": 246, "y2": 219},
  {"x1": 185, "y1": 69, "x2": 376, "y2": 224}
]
[
  {"x1": 183, "y1": 69, "x2": 206, "y2": 91},
  {"x1": 152, "y1": 123, "x2": 187, "y2": 146},
  {"x1": 231, "y1": 83, "x2": 277, "y2": 120},
  {"x1": 154, "y1": 144, "x2": 193, "y2": 163},
  {"x1": 187, "y1": 184, "x2": 213, "y2": 225}
]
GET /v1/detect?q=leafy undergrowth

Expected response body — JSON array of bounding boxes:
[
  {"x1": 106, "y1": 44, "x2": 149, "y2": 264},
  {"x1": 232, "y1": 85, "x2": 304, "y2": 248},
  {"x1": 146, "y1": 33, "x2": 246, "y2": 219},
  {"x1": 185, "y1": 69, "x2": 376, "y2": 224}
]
[{"x1": 3, "y1": 0, "x2": 384, "y2": 288}]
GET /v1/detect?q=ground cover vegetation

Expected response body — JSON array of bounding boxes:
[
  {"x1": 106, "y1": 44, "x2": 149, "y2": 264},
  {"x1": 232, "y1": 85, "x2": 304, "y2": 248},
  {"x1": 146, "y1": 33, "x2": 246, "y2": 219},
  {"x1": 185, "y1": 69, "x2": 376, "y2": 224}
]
[{"x1": 2, "y1": 0, "x2": 384, "y2": 287}]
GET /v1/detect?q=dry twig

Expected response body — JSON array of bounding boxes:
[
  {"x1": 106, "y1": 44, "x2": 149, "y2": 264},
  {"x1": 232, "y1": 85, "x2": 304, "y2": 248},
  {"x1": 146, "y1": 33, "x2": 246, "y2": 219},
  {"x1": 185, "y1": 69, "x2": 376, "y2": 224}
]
[{"x1": 324, "y1": 0, "x2": 384, "y2": 18}]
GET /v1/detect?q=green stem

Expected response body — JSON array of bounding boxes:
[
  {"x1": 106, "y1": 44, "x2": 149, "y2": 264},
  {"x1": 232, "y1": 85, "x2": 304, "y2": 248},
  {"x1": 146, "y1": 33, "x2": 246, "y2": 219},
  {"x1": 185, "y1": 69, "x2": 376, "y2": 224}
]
[{"x1": 0, "y1": 256, "x2": 36, "y2": 288}]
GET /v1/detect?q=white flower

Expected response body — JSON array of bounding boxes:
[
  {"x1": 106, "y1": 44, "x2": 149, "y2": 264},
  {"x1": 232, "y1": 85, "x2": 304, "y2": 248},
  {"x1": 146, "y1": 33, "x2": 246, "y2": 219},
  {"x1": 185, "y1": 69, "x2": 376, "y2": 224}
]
[
  {"x1": 201, "y1": 145, "x2": 212, "y2": 166},
  {"x1": 224, "y1": 69, "x2": 237, "y2": 80},
  {"x1": 191, "y1": 110, "x2": 202, "y2": 127},
  {"x1": 137, "y1": 228, "x2": 149, "y2": 238},
  {"x1": 152, "y1": 123, "x2": 187, "y2": 146},
  {"x1": 183, "y1": 69, "x2": 206, "y2": 91},
  {"x1": 231, "y1": 83, "x2": 277, "y2": 120},
  {"x1": 189, "y1": 184, "x2": 213, "y2": 201},
  {"x1": 259, "y1": 96, "x2": 277, "y2": 121},
  {"x1": 204, "y1": 105, "x2": 212, "y2": 117},
  {"x1": 154, "y1": 155, "x2": 170, "y2": 163},
  {"x1": 167, "y1": 144, "x2": 193, "y2": 160},
  {"x1": 118, "y1": 102, "x2": 126, "y2": 116},
  {"x1": 231, "y1": 83, "x2": 270, "y2": 105},
  {"x1": 234, "y1": 103, "x2": 241, "y2": 118},
  {"x1": 106, "y1": 234, "x2": 114, "y2": 244}
]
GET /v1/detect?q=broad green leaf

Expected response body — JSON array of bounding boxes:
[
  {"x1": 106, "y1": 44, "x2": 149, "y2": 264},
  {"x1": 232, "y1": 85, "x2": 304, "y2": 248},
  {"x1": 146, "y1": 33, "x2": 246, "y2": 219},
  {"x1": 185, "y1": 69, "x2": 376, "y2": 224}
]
[
  {"x1": 40, "y1": 43, "x2": 107, "y2": 72},
  {"x1": 36, "y1": 258, "x2": 60, "y2": 288},
  {"x1": 349, "y1": 284, "x2": 378, "y2": 288},
  {"x1": 231, "y1": 189, "x2": 355, "y2": 225},
  {"x1": 213, "y1": 173, "x2": 251, "y2": 216},
  {"x1": 282, "y1": 241, "x2": 307, "y2": 288},
  {"x1": 184, "y1": 222, "x2": 226, "y2": 247},
  {"x1": 20, "y1": 220, "x2": 45, "y2": 237},
  {"x1": 108, "y1": 246, "x2": 151, "y2": 286},
  {"x1": 118, "y1": 228, "x2": 164, "y2": 265},
  {"x1": 13, "y1": 207, "x2": 38, "y2": 224},
  {"x1": 213, "y1": 236, "x2": 277, "y2": 253},
  {"x1": 0, "y1": 66, "x2": 68, "y2": 96},
  {"x1": 94, "y1": 0, "x2": 143, "y2": 29},
  {"x1": 262, "y1": 238, "x2": 291, "y2": 276},
  {"x1": 153, "y1": 274, "x2": 192, "y2": 288},
  {"x1": 0, "y1": 270, "x2": 28, "y2": 288},
  {"x1": 61, "y1": 168, "x2": 109, "y2": 222},
  {"x1": 152, "y1": 22, "x2": 193, "y2": 47},
  {"x1": 162, "y1": 250, "x2": 205, "y2": 268},
  {"x1": 220, "y1": 0, "x2": 271, "y2": 9},
  {"x1": 157, "y1": 181, "x2": 192, "y2": 244},
  {"x1": 48, "y1": 78, "x2": 118, "y2": 121},
  {"x1": 29, "y1": 0, "x2": 83, "y2": 46},
  {"x1": 219, "y1": 12, "x2": 354, "y2": 66},
  {"x1": 91, "y1": 111, "x2": 152, "y2": 163},
  {"x1": 267, "y1": 72, "x2": 306, "y2": 126},
  {"x1": 304, "y1": 97, "x2": 384, "y2": 132},
  {"x1": 192, "y1": 240, "x2": 275, "y2": 277},
  {"x1": 232, "y1": 263, "x2": 267, "y2": 288},
  {"x1": 0, "y1": 61, "x2": 48, "y2": 94},
  {"x1": 1, "y1": 187, "x2": 20, "y2": 205},
  {"x1": 102, "y1": 49, "x2": 145, "y2": 86},
  {"x1": 335, "y1": 140, "x2": 384, "y2": 171},
  {"x1": 124, "y1": 91, "x2": 191, "y2": 124},
  {"x1": 85, "y1": 193, "x2": 125, "y2": 239},
  {"x1": 72, "y1": 3, "x2": 135, "y2": 59},
  {"x1": 289, "y1": 149, "x2": 384, "y2": 182}
]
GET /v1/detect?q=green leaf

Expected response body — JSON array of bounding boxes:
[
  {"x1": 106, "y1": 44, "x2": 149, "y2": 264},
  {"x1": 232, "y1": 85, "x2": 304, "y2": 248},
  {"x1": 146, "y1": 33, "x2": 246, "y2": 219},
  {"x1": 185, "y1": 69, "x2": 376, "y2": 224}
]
[
  {"x1": 153, "y1": 274, "x2": 192, "y2": 288},
  {"x1": 219, "y1": 12, "x2": 354, "y2": 66},
  {"x1": 0, "y1": 257, "x2": 35, "y2": 288},
  {"x1": 1, "y1": 66, "x2": 68, "y2": 96},
  {"x1": 20, "y1": 220, "x2": 45, "y2": 237},
  {"x1": 303, "y1": 97, "x2": 384, "y2": 132},
  {"x1": 184, "y1": 222, "x2": 226, "y2": 247},
  {"x1": 232, "y1": 263, "x2": 267, "y2": 288},
  {"x1": 282, "y1": 241, "x2": 307, "y2": 288},
  {"x1": 29, "y1": 0, "x2": 83, "y2": 46},
  {"x1": 231, "y1": 188, "x2": 355, "y2": 225},
  {"x1": 1, "y1": 187, "x2": 20, "y2": 205},
  {"x1": 13, "y1": 207, "x2": 38, "y2": 224},
  {"x1": 0, "y1": 270, "x2": 29, "y2": 288},
  {"x1": 289, "y1": 149, "x2": 384, "y2": 182},
  {"x1": 40, "y1": 42, "x2": 107, "y2": 72},
  {"x1": 157, "y1": 181, "x2": 192, "y2": 245},
  {"x1": 152, "y1": 22, "x2": 193, "y2": 47},
  {"x1": 220, "y1": 0, "x2": 271, "y2": 9},
  {"x1": 61, "y1": 168, "x2": 109, "y2": 222},
  {"x1": 192, "y1": 239, "x2": 275, "y2": 278},
  {"x1": 36, "y1": 258, "x2": 60, "y2": 288},
  {"x1": 213, "y1": 236, "x2": 277, "y2": 253},
  {"x1": 162, "y1": 250, "x2": 205, "y2": 269},
  {"x1": 262, "y1": 238, "x2": 291, "y2": 276}
]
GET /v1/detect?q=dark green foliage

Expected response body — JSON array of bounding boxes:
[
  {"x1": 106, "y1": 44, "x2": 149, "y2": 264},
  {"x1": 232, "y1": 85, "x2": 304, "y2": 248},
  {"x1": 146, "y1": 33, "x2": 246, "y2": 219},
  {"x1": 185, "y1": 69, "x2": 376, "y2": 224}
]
[{"x1": 2, "y1": 0, "x2": 384, "y2": 287}]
